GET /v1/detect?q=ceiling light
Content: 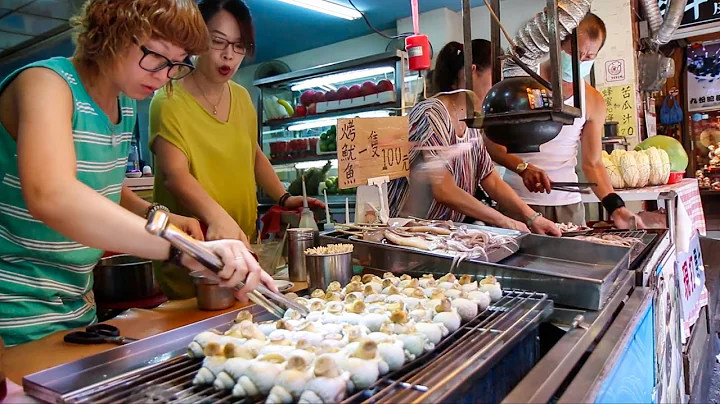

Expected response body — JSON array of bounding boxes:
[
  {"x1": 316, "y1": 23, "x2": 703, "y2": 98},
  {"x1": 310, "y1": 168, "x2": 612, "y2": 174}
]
[
  {"x1": 290, "y1": 66, "x2": 395, "y2": 91},
  {"x1": 278, "y1": 0, "x2": 362, "y2": 20}
]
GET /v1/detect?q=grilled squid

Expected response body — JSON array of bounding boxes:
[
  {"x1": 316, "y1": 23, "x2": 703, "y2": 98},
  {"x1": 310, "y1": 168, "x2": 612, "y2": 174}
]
[
  {"x1": 266, "y1": 355, "x2": 314, "y2": 404},
  {"x1": 398, "y1": 333, "x2": 433, "y2": 359},
  {"x1": 377, "y1": 339, "x2": 406, "y2": 371},
  {"x1": 467, "y1": 290, "x2": 491, "y2": 311},
  {"x1": 193, "y1": 342, "x2": 228, "y2": 385},
  {"x1": 298, "y1": 355, "x2": 351, "y2": 404},
  {"x1": 415, "y1": 321, "x2": 448, "y2": 345},
  {"x1": 214, "y1": 345, "x2": 258, "y2": 390},
  {"x1": 451, "y1": 298, "x2": 478, "y2": 322},
  {"x1": 360, "y1": 312, "x2": 389, "y2": 332},
  {"x1": 340, "y1": 339, "x2": 387, "y2": 391},
  {"x1": 479, "y1": 275, "x2": 503, "y2": 301},
  {"x1": 187, "y1": 331, "x2": 239, "y2": 358},
  {"x1": 433, "y1": 299, "x2": 462, "y2": 333},
  {"x1": 232, "y1": 353, "x2": 286, "y2": 397}
]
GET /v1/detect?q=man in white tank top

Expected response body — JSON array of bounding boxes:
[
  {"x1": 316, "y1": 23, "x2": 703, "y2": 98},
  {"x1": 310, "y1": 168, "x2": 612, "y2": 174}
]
[{"x1": 486, "y1": 13, "x2": 643, "y2": 229}]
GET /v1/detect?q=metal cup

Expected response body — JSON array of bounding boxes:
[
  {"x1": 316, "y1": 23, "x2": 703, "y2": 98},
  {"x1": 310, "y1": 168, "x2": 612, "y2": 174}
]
[
  {"x1": 305, "y1": 251, "x2": 353, "y2": 291},
  {"x1": 287, "y1": 228, "x2": 317, "y2": 282},
  {"x1": 190, "y1": 271, "x2": 236, "y2": 311}
]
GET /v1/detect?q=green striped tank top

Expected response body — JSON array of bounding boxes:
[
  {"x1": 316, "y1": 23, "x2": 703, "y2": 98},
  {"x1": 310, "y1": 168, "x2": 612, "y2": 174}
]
[{"x1": 0, "y1": 57, "x2": 135, "y2": 346}]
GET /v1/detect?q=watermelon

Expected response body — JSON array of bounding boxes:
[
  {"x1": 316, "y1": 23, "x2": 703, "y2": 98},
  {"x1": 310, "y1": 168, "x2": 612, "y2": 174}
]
[{"x1": 635, "y1": 135, "x2": 688, "y2": 173}]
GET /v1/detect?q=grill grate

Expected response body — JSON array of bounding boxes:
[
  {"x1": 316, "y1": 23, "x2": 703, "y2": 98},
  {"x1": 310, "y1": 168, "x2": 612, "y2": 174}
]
[
  {"x1": 59, "y1": 291, "x2": 549, "y2": 404},
  {"x1": 63, "y1": 355, "x2": 246, "y2": 404}
]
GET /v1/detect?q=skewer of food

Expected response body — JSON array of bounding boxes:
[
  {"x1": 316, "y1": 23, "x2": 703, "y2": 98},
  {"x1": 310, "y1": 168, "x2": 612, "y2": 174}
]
[
  {"x1": 187, "y1": 271, "x2": 504, "y2": 403},
  {"x1": 571, "y1": 233, "x2": 642, "y2": 248},
  {"x1": 556, "y1": 222, "x2": 591, "y2": 233}
]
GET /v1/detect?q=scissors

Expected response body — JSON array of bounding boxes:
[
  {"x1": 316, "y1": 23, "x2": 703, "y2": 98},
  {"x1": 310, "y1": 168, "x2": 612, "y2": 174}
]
[{"x1": 64, "y1": 324, "x2": 138, "y2": 345}]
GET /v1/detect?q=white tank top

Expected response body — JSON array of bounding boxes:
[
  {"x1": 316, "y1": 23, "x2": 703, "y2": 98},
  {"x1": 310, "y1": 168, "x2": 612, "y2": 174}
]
[{"x1": 504, "y1": 80, "x2": 587, "y2": 206}]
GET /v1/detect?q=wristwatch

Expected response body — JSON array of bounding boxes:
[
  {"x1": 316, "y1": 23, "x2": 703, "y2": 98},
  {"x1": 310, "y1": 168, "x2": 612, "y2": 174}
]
[
  {"x1": 145, "y1": 203, "x2": 170, "y2": 219},
  {"x1": 515, "y1": 162, "x2": 529, "y2": 174},
  {"x1": 526, "y1": 212, "x2": 543, "y2": 228}
]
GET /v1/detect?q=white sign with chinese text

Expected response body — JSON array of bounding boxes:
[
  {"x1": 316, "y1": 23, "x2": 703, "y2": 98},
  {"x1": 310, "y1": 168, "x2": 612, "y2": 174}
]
[
  {"x1": 675, "y1": 231, "x2": 705, "y2": 328},
  {"x1": 336, "y1": 117, "x2": 410, "y2": 189},
  {"x1": 605, "y1": 59, "x2": 626, "y2": 82}
]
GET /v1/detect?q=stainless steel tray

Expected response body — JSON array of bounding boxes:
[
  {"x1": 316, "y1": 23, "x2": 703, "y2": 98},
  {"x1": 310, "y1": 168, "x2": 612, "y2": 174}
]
[
  {"x1": 345, "y1": 226, "x2": 521, "y2": 265},
  {"x1": 323, "y1": 230, "x2": 631, "y2": 310}
]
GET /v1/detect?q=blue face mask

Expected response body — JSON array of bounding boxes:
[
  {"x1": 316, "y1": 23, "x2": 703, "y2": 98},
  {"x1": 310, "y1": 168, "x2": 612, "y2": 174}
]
[{"x1": 561, "y1": 51, "x2": 594, "y2": 82}]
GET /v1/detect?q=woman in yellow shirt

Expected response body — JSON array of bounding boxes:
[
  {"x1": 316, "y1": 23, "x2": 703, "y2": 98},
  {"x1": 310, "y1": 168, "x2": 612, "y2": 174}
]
[{"x1": 150, "y1": 0, "x2": 320, "y2": 299}]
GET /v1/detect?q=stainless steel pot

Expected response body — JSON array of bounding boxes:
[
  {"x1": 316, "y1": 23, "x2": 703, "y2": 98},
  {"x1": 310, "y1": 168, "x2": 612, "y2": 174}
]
[
  {"x1": 190, "y1": 271, "x2": 236, "y2": 311},
  {"x1": 93, "y1": 255, "x2": 160, "y2": 303}
]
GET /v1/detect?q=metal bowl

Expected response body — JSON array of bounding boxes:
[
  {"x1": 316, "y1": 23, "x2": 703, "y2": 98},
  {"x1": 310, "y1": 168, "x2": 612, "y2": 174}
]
[
  {"x1": 93, "y1": 255, "x2": 160, "y2": 303},
  {"x1": 190, "y1": 271, "x2": 236, "y2": 311}
]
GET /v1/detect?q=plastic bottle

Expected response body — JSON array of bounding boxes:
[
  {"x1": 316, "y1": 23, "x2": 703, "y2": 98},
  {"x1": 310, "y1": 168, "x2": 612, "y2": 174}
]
[{"x1": 127, "y1": 141, "x2": 140, "y2": 172}]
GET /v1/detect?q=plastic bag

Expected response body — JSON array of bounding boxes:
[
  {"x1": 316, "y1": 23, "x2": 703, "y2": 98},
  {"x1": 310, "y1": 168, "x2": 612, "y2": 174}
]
[{"x1": 659, "y1": 95, "x2": 683, "y2": 125}]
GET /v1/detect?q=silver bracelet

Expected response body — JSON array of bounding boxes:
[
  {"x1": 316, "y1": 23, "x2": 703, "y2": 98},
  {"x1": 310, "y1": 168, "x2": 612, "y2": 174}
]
[
  {"x1": 145, "y1": 203, "x2": 170, "y2": 219},
  {"x1": 526, "y1": 212, "x2": 542, "y2": 228}
]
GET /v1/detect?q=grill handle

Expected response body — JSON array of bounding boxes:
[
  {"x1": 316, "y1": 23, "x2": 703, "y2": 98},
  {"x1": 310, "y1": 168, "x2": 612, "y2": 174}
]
[{"x1": 146, "y1": 210, "x2": 308, "y2": 318}]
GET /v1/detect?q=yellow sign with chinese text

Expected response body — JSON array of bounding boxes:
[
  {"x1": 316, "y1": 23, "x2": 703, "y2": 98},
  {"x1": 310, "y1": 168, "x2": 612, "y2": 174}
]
[
  {"x1": 336, "y1": 116, "x2": 410, "y2": 189},
  {"x1": 599, "y1": 84, "x2": 638, "y2": 138}
]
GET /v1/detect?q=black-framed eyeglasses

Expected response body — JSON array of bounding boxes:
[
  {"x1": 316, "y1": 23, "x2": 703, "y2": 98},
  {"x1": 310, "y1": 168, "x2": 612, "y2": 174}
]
[
  {"x1": 210, "y1": 37, "x2": 252, "y2": 55},
  {"x1": 138, "y1": 45, "x2": 195, "y2": 80}
]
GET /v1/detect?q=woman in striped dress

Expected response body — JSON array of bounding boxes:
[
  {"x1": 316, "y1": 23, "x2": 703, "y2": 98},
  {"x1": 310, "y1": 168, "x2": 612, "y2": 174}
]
[
  {"x1": 388, "y1": 40, "x2": 560, "y2": 236},
  {"x1": 0, "y1": 0, "x2": 276, "y2": 346}
]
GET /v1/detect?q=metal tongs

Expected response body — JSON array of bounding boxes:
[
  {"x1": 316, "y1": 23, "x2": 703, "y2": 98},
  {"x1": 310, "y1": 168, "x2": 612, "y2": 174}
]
[
  {"x1": 146, "y1": 210, "x2": 308, "y2": 319},
  {"x1": 550, "y1": 181, "x2": 597, "y2": 194}
]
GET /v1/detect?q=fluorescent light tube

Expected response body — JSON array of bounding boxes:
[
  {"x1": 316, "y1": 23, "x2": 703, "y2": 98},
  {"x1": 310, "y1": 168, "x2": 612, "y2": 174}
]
[
  {"x1": 291, "y1": 66, "x2": 395, "y2": 91},
  {"x1": 296, "y1": 159, "x2": 339, "y2": 170},
  {"x1": 278, "y1": 0, "x2": 362, "y2": 20},
  {"x1": 287, "y1": 110, "x2": 391, "y2": 131}
]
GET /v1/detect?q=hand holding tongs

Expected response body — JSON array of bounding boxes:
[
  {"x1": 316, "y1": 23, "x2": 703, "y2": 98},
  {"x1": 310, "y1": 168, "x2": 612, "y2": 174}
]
[
  {"x1": 550, "y1": 181, "x2": 597, "y2": 194},
  {"x1": 146, "y1": 210, "x2": 308, "y2": 319}
]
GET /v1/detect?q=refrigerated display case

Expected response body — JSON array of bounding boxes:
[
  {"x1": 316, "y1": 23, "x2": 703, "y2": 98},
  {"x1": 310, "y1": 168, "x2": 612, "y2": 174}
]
[
  {"x1": 253, "y1": 51, "x2": 420, "y2": 207},
  {"x1": 689, "y1": 112, "x2": 720, "y2": 189}
]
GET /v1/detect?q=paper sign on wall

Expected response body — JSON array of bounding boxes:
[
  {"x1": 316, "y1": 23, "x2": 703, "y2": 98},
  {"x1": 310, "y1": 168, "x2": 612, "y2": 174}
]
[
  {"x1": 336, "y1": 116, "x2": 410, "y2": 189},
  {"x1": 599, "y1": 84, "x2": 638, "y2": 138}
]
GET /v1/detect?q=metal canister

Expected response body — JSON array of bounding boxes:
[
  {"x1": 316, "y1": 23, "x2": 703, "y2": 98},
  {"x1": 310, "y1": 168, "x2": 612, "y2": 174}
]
[
  {"x1": 287, "y1": 228, "x2": 317, "y2": 282},
  {"x1": 305, "y1": 251, "x2": 353, "y2": 291},
  {"x1": 190, "y1": 271, "x2": 236, "y2": 311}
]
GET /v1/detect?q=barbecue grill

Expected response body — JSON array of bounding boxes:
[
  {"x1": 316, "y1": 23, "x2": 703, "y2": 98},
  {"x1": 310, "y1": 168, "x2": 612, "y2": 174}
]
[{"x1": 24, "y1": 291, "x2": 551, "y2": 404}]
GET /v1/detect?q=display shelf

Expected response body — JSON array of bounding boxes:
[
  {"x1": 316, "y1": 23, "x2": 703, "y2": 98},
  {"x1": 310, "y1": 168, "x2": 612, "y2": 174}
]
[
  {"x1": 269, "y1": 155, "x2": 337, "y2": 166},
  {"x1": 262, "y1": 104, "x2": 396, "y2": 129}
]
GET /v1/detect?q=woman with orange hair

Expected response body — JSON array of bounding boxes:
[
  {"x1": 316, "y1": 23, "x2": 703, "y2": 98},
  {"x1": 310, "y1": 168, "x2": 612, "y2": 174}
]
[{"x1": 0, "y1": 0, "x2": 276, "y2": 346}]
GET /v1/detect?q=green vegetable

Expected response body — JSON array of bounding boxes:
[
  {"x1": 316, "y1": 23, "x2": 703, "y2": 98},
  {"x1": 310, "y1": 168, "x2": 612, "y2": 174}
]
[
  {"x1": 319, "y1": 143, "x2": 328, "y2": 152},
  {"x1": 320, "y1": 131, "x2": 329, "y2": 142},
  {"x1": 288, "y1": 161, "x2": 332, "y2": 196}
]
